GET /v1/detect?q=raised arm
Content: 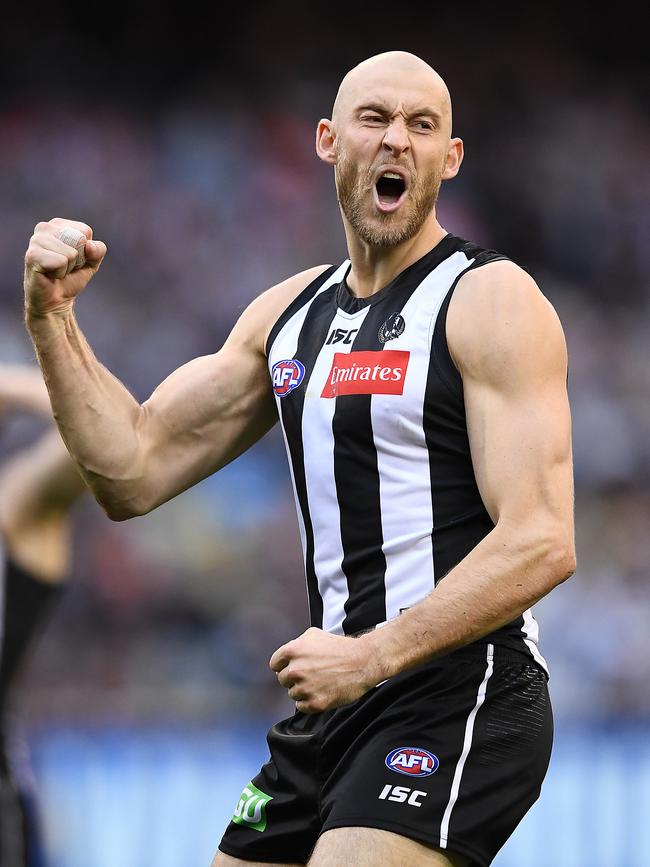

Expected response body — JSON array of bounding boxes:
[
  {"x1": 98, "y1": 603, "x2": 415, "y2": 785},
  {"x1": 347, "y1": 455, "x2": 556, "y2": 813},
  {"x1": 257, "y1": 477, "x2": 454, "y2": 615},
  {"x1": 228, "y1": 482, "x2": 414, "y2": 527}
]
[
  {"x1": 270, "y1": 260, "x2": 576, "y2": 712},
  {"x1": 24, "y1": 218, "x2": 328, "y2": 520}
]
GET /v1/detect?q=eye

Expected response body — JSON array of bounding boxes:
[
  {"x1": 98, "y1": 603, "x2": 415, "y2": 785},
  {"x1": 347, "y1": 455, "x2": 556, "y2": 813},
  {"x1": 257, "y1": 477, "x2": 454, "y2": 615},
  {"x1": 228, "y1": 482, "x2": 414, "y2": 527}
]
[
  {"x1": 413, "y1": 119, "x2": 434, "y2": 131},
  {"x1": 361, "y1": 114, "x2": 385, "y2": 124}
]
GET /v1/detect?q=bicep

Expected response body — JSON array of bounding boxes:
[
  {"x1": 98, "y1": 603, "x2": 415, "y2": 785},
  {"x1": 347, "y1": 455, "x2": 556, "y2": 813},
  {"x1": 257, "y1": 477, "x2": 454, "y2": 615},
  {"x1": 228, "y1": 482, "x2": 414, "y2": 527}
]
[
  {"x1": 464, "y1": 354, "x2": 572, "y2": 531},
  {"x1": 138, "y1": 344, "x2": 277, "y2": 508},
  {"x1": 119, "y1": 265, "x2": 328, "y2": 514},
  {"x1": 452, "y1": 266, "x2": 573, "y2": 535}
]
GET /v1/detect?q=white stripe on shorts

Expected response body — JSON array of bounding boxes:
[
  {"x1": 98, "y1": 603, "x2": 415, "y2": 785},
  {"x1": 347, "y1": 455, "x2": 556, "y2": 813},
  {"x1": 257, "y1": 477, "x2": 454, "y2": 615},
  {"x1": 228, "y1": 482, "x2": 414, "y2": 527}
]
[{"x1": 439, "y1": 643, "x2": 494, "y2": 849}]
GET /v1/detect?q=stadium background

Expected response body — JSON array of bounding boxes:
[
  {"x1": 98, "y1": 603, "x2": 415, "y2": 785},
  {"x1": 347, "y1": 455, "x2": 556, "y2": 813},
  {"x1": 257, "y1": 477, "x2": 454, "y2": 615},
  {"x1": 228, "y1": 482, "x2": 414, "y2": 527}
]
[{"x1": 1, "y1": 5, "x2": 648, "y2": 865}]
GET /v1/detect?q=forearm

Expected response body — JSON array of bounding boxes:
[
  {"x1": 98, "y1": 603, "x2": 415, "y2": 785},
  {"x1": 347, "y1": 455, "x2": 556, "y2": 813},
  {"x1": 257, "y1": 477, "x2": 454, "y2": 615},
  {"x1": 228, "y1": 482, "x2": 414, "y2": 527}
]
[
  {"x1": 25, "y1": 308, "x2": 145, "y2": 511},
  {"x1": 364, "y1": 521, "x2": 575, "y2": 683}
]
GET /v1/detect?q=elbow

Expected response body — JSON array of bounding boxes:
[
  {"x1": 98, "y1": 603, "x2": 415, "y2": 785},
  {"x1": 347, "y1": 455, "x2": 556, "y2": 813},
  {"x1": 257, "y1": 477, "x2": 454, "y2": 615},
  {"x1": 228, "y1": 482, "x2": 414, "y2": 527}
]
[
  {"x1": 542, "y1": 536, "x2": 576, "y2": 588},
  {"x1": 98, "y1": 490, "x2": 154, "y2": 522},
  {"x1": 496, "y1": 515, "x2": 576, "y2": 597},
  {"x1": 83, "y1": 458, "x2": 155, "y2": 522},
  {"x1": 103, "y1": 503, "x2": 140, "y2": 522}
]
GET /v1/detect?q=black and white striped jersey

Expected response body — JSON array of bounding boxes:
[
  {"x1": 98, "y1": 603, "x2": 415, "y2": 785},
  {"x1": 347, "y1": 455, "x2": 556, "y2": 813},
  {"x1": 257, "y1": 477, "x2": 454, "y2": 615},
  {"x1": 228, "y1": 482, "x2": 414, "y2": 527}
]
[{"x1": 267, "y1": 234, "x2": 547, "y2": 672}]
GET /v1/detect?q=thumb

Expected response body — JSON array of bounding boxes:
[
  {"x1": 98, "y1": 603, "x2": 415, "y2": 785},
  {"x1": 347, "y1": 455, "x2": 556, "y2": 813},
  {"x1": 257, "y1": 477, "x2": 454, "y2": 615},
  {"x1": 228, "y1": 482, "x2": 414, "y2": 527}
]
[
  {"x1": 84, "y1": 239, "x2": 107, "y2": 268},
  {"x1": 270, "y1": 641, "x2": 293, "y2": 672}
]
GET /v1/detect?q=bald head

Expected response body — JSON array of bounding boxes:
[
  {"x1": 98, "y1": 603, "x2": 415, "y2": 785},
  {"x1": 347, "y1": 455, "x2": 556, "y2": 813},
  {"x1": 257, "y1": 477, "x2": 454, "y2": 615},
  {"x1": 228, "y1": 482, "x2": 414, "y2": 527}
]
[{"x1": 332, "y1": 51, "x2": 452, "y2": 134}]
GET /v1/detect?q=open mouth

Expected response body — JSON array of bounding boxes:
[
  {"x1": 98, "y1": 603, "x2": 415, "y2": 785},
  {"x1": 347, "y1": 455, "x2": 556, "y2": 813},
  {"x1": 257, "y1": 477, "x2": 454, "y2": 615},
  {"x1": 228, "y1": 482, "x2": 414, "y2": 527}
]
[{"x1": 374, "y1": 171, "x2": 408, "y2": 213}]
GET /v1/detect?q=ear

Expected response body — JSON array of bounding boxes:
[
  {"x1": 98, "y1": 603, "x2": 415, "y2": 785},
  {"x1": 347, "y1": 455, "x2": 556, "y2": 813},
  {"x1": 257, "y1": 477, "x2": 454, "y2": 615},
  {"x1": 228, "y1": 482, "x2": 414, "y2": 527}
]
[
  {"x1": 442, "y1": 137, "x2": 464, "y2": 181},
  {"x1": 316, "y1": 118, "x2": 337, "y2": 165}
]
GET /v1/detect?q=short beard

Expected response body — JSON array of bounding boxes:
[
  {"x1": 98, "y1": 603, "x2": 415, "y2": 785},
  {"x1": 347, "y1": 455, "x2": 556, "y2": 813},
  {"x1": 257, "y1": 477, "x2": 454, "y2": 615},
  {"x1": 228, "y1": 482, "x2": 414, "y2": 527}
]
[{"x1": 335, "y1": 148, "x2": 442, "y2": 248}]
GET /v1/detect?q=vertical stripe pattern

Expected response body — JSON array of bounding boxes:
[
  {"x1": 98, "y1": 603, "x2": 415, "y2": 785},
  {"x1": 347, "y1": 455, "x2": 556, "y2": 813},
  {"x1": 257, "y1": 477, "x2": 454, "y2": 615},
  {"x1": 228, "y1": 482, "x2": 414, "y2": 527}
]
[
  {"x1": 439, "y1": 643, "x2": 495, "y2": 848},
  {"x1": 303, "y1": 305, "x2": 371, "y2": 633},
  {"x1": 272, "y1": 264, "x2": 349, "y2": 627},
  {"x1": 267, "y1": 235, "x2": 547, "y2": 667},
  {"x1": 371, "y1": 255, "x2": 471, "y2": 622},
  {"x1": 334, "y1": 311, "x2": 390, "y2": 633},
  {"x1": 521, "y1": 608, "x2": 548, "y2": 674}
]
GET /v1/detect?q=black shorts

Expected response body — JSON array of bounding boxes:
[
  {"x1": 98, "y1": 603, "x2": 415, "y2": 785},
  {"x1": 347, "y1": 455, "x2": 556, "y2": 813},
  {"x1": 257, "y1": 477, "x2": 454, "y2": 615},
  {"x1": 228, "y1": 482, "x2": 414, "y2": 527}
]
[{"x1": 219, "y1": 643, "x2": 553, "y2": 866}]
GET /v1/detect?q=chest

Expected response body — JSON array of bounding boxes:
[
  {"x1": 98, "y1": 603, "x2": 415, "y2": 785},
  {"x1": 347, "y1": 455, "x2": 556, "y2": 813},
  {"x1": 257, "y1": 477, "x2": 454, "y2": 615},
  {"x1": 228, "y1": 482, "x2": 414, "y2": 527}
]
[{"x1": 270, "y1": 294, "x2": 440, "y2": 452}]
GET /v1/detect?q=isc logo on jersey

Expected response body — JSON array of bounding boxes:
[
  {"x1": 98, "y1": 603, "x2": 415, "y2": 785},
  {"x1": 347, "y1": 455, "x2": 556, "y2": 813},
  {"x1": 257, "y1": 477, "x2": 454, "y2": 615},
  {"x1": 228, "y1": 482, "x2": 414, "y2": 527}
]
[
  {"x1": 272, "y1": 359, "x2": 305, "y2": 397},
  {"x1": 385, "y1": 747, "x2": 439, "y2": 777}
]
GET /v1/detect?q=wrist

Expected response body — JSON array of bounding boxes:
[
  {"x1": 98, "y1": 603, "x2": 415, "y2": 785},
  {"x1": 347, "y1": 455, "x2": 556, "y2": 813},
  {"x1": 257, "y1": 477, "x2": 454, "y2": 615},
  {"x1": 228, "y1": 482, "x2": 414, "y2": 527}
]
[
  {"x1": 25, "y1": 300, "x2": 75, "y2": 323},
  {"x1": 25, "y1": 303, "x2": 76, "y2": 344},
  {"x1": 357, "y1": 627, "x2": 395, "y2": 686}
]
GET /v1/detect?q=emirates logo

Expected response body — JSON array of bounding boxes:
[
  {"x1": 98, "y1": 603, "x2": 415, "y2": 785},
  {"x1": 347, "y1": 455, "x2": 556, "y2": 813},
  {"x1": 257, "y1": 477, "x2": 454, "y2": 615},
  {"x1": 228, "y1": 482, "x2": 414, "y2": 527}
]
[{"x1": 321, "y1": 350, "x2": 410, "y2": 398}]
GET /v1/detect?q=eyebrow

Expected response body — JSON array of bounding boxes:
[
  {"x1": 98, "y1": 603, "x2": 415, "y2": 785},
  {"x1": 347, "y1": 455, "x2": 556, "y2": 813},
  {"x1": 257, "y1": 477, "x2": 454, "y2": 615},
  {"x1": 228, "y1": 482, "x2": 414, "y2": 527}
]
[{"x1": 357, "y1": 103, "x2": 443, "y2": 123}]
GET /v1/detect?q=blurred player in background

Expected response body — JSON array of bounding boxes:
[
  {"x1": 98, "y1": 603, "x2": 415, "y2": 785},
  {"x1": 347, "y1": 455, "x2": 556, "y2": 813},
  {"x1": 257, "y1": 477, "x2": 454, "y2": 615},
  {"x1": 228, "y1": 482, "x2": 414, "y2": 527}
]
[
  {"x1": 0, "y1": 365, "x2": 86, "y2": 867},
  {"x1": 23, "y1": 51, "x2": 575, "y2": 866}
]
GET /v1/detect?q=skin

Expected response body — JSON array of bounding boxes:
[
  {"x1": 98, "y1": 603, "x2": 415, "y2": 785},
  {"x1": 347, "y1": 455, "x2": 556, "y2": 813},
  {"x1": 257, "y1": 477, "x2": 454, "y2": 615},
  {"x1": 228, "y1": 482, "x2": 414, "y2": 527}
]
[
  {"x1": 270, "y1": 258, "x2": 574, "y2": 710},
  {"x1": 317, "y1": 52, "x2": 462, "y2": 297},
  {"x1": 0, "y1": 366, "x2": 86, "y2": 582},
  {"x1": 23, "y1": 51, "x2": 575, "y2": 866},
  {"x1": 214, "y1": 829, "x2": 469, "y2": 867},
  {"x1": 0, "y1": 364, "x2": 53, "y2": 418}
]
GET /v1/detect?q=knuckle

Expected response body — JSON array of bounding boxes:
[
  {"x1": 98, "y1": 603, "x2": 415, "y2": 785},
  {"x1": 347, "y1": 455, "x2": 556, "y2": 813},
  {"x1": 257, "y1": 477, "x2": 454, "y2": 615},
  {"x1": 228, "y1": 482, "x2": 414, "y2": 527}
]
[{"x1": 49, "y1": 217, "x2": 92, "y2": 237}]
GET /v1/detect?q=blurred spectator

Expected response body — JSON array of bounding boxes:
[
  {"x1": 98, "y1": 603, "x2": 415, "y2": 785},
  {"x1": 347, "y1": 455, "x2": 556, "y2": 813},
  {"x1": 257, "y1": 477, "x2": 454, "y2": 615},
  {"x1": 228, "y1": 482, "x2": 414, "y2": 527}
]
[{"x1": 0, "y1": 13, "x2": 648, "y2": 729}]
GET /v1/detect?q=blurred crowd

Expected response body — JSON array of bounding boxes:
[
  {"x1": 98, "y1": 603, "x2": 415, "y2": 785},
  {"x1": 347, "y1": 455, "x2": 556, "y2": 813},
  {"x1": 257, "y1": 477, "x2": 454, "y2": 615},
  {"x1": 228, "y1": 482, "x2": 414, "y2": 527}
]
[{"x1": 0, "y1": 18, "x2": 648, "y2": 729}]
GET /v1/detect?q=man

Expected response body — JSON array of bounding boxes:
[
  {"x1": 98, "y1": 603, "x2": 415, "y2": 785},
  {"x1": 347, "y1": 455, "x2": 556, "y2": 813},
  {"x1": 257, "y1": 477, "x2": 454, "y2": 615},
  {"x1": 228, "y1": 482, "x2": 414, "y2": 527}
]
[
  {"x1": 0, "y1": 365, "x2": 86, "y2": 867},
  {"x1": 23, "y1": 51, "x2": 575, "y2": 867}
]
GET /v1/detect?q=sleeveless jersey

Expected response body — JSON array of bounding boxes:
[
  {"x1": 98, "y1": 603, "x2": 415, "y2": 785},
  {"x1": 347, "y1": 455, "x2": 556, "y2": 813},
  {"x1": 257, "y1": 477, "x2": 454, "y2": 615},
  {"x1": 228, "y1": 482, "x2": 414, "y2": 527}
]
[{"x1": 266, "y1": 234, "x2": 547, "y2": 672}]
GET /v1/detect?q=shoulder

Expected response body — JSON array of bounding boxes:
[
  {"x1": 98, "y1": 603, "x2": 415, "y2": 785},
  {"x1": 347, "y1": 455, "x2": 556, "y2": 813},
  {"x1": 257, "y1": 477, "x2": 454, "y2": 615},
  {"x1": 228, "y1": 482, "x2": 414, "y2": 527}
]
[
  {"x1": 225, "y1": 264, "x2": 333, "y2": 356},
  {"x1": 447, "y1": 259, "x2": 568, "y2": 383}
]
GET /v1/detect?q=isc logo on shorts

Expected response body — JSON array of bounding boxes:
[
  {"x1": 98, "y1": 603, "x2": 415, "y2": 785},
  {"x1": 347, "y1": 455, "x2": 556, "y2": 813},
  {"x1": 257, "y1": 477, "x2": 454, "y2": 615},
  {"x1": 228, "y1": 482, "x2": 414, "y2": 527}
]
[
  {"x1": 321, "y1": 350, "x2": 410, "y2": 398},
  {"x1": 378, "y1": 784, "x2": 427, "y2": 807},
  {"x1": 272, "y1": 359, "x2": 305, "y2": 397},
  {"x1": 385, "y1": 747, "x2": 439, "y2": 777}
]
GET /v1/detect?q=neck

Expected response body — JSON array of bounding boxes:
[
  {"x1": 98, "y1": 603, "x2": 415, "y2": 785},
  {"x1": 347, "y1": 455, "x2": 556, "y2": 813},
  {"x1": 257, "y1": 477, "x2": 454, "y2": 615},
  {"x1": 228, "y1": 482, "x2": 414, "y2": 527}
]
[{"x1": 342, "y1": 212, "x2": 448, "y2": 298}]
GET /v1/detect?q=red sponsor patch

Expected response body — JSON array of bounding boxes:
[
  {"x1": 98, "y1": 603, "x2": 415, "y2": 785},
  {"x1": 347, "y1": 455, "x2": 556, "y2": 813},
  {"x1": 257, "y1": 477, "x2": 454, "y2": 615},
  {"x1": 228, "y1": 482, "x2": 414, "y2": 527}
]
[{"x1": 321, "y1": 350, "x2": 410, "y2": 398}]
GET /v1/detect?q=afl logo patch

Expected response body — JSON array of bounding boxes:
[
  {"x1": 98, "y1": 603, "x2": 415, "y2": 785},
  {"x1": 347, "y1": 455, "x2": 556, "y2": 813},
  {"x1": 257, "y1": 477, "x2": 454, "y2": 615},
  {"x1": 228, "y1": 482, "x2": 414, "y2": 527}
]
[
  {"x1": 385, "y1": 747, "x2": 439, "y2": 777},
  {"x1": 378, "y1": 312, "x2": 406, "y2": 343},
  {"x1": 272, "y1": 359, "x2": 305, "y2": 397}
]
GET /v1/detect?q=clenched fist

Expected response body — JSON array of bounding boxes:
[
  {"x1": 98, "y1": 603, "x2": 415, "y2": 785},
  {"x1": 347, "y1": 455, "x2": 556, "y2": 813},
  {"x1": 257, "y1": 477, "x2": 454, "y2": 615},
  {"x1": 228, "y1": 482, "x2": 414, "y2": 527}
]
[
  {"x1": 269, "y1": 626, "x2": 383, "y2": 714},
  {"x1": 24, "y1": 218, "x2": 107, "y2": 317}
]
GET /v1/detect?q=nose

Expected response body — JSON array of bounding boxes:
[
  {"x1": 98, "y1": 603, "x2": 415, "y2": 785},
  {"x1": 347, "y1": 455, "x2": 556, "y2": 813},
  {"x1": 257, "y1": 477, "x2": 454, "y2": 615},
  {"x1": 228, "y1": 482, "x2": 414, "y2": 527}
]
[{"x1": 382, "y1": 118, "x2": 410, "y2": 158}]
